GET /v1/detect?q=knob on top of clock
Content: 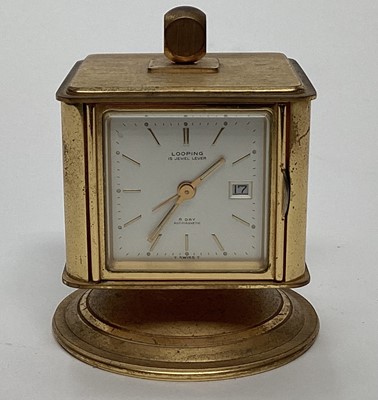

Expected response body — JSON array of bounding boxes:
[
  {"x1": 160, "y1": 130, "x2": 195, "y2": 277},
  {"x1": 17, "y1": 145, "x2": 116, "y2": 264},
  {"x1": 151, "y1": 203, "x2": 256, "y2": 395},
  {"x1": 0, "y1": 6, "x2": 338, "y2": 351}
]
[{"x1": 164, "y1": 5, "x2": 206, "y2": 63}]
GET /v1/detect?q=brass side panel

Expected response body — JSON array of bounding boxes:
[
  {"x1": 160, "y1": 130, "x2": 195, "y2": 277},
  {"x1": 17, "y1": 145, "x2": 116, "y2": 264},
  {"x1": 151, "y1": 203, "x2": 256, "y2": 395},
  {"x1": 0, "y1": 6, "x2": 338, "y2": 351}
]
[
  {"x1": 285, "y1": 100, "x2": 311, "y2": 281},
  {"x1": 86, "y1": 106, "x2": 101, "y2": 282},
  {"x1": 274, "y1": 105, "x2": 288, "y2": 282},
  {"x1": 61, "y1": 103, "x2": 89, "y2": 281}
]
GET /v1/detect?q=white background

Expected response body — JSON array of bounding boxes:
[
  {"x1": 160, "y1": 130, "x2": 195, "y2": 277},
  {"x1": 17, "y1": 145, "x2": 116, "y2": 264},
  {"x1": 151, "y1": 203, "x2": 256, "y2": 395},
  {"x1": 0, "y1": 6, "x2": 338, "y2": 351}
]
[{"x1": 1, "y1": 1, "x2": 377, "y2": 399}]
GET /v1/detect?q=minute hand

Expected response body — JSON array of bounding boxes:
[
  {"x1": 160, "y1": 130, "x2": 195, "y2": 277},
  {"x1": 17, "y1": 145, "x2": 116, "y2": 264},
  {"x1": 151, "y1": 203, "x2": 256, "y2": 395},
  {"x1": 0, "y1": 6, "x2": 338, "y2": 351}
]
[{"x1": 190, "y1": 157, "x2": 225, "y2": 189}]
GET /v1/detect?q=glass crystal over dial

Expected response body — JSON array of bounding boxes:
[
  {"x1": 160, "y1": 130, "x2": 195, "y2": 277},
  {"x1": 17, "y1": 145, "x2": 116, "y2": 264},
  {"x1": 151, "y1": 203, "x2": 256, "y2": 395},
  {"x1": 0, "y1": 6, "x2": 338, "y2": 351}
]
[{"x1": 104, "y1": 110, "x2": 271, "y2": 272}]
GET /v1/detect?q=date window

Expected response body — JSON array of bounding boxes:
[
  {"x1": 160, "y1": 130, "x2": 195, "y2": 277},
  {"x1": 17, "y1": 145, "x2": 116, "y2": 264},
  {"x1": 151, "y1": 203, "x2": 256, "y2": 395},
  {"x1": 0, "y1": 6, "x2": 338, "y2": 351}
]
[{"x1": 229, "y1": 181, "x2": 253, "y2": 199}]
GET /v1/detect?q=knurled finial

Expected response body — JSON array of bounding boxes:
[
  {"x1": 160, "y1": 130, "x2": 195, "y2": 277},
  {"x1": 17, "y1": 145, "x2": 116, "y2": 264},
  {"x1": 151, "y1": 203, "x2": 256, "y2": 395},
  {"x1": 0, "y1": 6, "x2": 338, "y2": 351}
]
[{"x1": 164, "y1": 6, "x2": 206, "y2": 64}]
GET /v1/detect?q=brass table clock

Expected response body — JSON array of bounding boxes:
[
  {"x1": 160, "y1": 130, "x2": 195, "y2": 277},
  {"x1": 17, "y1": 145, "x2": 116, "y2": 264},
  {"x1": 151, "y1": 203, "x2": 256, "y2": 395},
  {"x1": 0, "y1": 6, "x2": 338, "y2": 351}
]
[{"x1": 53, "y1": 6, "x2": 319, "y2": 381}]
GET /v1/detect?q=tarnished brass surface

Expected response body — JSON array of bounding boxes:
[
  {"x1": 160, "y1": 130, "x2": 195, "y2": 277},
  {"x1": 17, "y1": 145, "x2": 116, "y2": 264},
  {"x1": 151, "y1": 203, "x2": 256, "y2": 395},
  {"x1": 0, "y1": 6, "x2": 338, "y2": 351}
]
[
  {"x1": 274, "y1": 105, "x2": 288, "y2": 282},
  {"x1": 61, "y1": 103, "x2": 89, "y2": 281},
  {"x1": 56, "y1": 53, "x2": 315, "y2": 104},
  {"x1": 164, "y1": 6, "x2": 206, "y2": 63},
  {"x1": 53, "y1": 288, "x2": 318, "y2": 380},
  {"x1": 86, "y1": 105, "x2": 101, "y2": 282},
  {"x1": 285, "y1": 101, "x2": 312, "y2": 281}
]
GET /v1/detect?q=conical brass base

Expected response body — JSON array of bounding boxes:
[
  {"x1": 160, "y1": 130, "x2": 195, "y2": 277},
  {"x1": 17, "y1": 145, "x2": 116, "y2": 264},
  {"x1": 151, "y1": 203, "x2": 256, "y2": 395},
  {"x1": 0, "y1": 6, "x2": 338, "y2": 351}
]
[{"x1": 52, "y1": 288, "x2": 318, "y2": 381}]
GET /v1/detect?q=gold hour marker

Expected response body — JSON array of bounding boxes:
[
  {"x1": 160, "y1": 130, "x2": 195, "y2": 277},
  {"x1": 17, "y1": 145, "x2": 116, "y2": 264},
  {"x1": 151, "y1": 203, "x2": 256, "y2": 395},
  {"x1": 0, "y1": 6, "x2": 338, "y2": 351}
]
[
  {"x1": 232, "y1": 153, "x2": 251, "y2": 165},
  {"x1": 185, "y1": 234, "x2": 189, "y2": 252},
  {"x1": 122, "y1": 153, "x2": 141, "y2": 166},
  {"x1": 123, "y1": 189, "x2": 141, "y2": 193},
  {"x1": 232, "y1": 214, "x2": 250, "y2": 227},
  {"x1": 149, "y1": 234, "x2": 162, "y2": 251},
  {"x1": 212, "y1": 127, "x2": 225, "y2": 145},
  {"x1": 123, "y1": 214, "x2": 142, "y2": 228},
  {"x1": 211, "y1": 234, "x2": 225, "y2": 251},
  {"x1": 183, "y1": 127, "x2": 189, "y2": 145},
  {"x1": 147, "y1": 128, "x2": 161, "y2": 145}
]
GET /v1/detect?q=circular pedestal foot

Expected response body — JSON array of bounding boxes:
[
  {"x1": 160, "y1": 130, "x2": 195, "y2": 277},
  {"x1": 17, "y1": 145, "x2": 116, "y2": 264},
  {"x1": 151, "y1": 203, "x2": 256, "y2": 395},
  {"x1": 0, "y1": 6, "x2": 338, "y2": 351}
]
[{"x1": 52, "y1": 288, "x2": 319, "y2": 381}]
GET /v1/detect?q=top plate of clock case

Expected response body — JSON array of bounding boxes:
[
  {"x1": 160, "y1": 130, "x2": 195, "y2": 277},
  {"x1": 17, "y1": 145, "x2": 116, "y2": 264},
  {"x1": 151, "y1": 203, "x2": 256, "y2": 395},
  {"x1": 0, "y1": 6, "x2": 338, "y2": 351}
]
[{"x1": 56, "y1": 53, "x2": 316, "y2": 103}]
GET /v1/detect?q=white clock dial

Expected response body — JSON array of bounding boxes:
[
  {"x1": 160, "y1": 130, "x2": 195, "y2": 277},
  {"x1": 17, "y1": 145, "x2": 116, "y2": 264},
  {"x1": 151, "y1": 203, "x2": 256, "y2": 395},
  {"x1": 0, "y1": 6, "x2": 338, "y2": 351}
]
[{"x1": 104, "y1": 110, "x2": 270, "y2": 271}]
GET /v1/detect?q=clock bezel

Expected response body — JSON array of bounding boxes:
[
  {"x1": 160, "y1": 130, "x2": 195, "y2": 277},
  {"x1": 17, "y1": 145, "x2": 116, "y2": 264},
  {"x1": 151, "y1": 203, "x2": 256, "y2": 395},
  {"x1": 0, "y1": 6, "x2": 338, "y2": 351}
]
[{"x1": 89, "y1": 104, "x2": 285, "y2": 282}]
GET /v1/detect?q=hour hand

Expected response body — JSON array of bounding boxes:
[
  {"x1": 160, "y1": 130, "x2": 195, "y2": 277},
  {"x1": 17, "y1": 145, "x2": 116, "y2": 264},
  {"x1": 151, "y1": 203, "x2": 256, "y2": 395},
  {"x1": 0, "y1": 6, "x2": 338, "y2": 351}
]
[
  {"x1": 148, "y1": 196, "x2": 184, "y2": 242},
  {"x1": 148, "y1": 182, "x2": 196, "y2": 242},
  {"x1": 152, "y1": 193, "x2": 179, "y2": 212}
]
